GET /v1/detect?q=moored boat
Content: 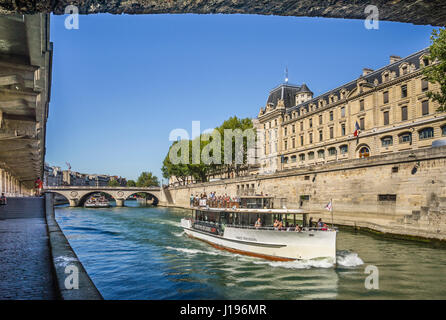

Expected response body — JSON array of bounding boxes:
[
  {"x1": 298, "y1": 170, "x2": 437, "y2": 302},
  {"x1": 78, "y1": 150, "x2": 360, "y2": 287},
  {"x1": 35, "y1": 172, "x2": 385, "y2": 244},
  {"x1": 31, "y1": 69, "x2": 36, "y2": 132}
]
[
  {"x1": 84, "y1": 194, "x2": 110, "y2": 208},
  {"x1": 181, "y1": 199, "x2": 337, "y2": 262}
]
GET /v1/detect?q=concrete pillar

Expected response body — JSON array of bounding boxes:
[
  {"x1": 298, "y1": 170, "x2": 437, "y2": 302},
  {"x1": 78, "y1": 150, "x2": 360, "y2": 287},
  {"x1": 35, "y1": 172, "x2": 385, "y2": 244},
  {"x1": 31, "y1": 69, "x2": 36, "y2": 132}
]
[
  {"x1": 115, "y1": 199, "x2": 125, "y2": 207},
  {"x1": 69, "y1": 199, "x2": 78, "y2": 207}
]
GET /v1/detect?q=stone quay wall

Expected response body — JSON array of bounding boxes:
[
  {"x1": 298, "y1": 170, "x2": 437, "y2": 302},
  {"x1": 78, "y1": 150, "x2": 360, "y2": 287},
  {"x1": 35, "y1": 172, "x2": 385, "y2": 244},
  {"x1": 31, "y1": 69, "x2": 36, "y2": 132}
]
[{"x1": 161, "y1": 145, "x2": 446, "y2": 242}]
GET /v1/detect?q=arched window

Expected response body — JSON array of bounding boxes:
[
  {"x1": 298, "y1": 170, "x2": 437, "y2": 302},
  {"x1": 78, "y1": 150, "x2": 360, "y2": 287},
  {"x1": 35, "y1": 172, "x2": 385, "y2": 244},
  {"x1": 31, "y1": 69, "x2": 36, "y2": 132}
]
[
  {"x1": 308, "y1": 152, "x2": 315, "y2": 160},
  {"x1": 419, "y1": 127, "x2": 434, "y2": 140},
  {"x1": 328, "y1": 147, "x2": 337, "y2": 156},
  {"x1": 299, "y1": 153, "x2": 305, "y2": 161},
  {"x1": 381, "y1": 136, "x2": 393, "y2": 147},
  {"x1": 291, "y1": 155, "x2": 297, "y2": 163},
  {"x1": 340, "y1": 145, "x2": 348, "y2": 154},
  {"x1": 317, "y1": 149, "x2": 325, "y2": 159},
  {"x1": 359, "y1": 147, "x2": 370, "y2": 158},
  {"x1": 399, "y1": 132, "x2": 412, "y2": 144}
]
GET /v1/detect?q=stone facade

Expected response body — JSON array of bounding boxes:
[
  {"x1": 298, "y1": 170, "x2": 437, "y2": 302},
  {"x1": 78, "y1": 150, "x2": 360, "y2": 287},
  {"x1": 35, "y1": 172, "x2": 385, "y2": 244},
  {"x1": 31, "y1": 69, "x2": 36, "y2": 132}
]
[{"x1": 256, "y1": 49, "x2": 446, "y2": 174}]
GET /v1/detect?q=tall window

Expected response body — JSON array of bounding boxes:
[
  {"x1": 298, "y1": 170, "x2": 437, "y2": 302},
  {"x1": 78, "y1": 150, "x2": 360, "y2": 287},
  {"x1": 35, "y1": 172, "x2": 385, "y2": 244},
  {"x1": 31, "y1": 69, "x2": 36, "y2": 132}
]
[
  {"x1": 421, "y1": 78, "x2": 429, "y2": 92},
  {"x1": 360, "y1": 99, "x2": 364, "y2": 111},
  {"x1": 401, "y1": 106, "x2": 408, "y2": 121},
  {"x1": 319, "y1": 115, "x2": 323, "y2": 125},
  {"x1": 300, "y1": 135, "x2": 304, "y2": 146},
  {"x1": 300, "y1": 122, "x2": 303, "y2": 131},
  {"x1": 318, "y1": 150, "x2": 325, "y2": 159},
  {"x1": 341, "y1": 107, "x2": 345, "y2": 118},
  {"x1": 328, "y1": 147, "x2": 336, "y2": 156},
  {"x1": 309, "y1": 133, "x2": 313, "y2": 144},
  {"x1": 402, "y1": 65, "x2": 408, "y2": 75},
  {"x1": 292, "y1": 124, "x2": 295, "y2": 134},
  {"x1": 284, "y1": 140, "x2": 288, "y2": 150},
  {"x1": 291, "y1": 155, "x2": 296, "y2": 163},
  {"x1": 299, "y1": 154, "x2": 305, "y2": 161},
  {"x1": 292, "y1": 138, "x2": 295, "y2": 149},
  {"x1": 284, "y1": 127, "x2": 287, "y2": 136},
  {"x1": 329, "y1": 111, "x2": 334, "y2": 121},
  {"x1": 309, "y1": 119, "x2": 313, "y2": 128},
  {"x1": 308, "y1": 152, "x2": 314, "y2": 160},
  {"x1": 383, "y1": 91, "x2": 389, "y2": 104},
  {"x1": 341, "y1": 124, "x2": 346, "y2": 136},
  {"x1": 319, "y1": 130, "x2": 323, "y2": 142},
  {"x1": 419, "y1": 127, "x2": 434, "y2": 140},
  {"x1": 422, "y1": 101, "x2": 429, "y2": 115},
  {"x1": 383, "y1": 111, "x2": 389, "y2": 125},
  {"x1": 340, "y1": 145, "x2": 348, "y2": 154},
  {"x1": 360, "y1": 118, "x2": 365, "y2": 130},
  {"x1": 329, "y1": 127, "x2": 334, "y2": 139},
  {"x1": 401, "y1": 85, "x2": 407, "y2": 98}
]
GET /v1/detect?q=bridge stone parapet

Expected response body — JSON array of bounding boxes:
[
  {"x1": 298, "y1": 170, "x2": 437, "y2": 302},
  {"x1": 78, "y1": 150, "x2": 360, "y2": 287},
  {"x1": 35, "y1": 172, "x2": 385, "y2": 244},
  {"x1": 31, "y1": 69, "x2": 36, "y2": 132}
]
[{"x1": 44, "y1": 186, "x2": 162, "y2": 207}]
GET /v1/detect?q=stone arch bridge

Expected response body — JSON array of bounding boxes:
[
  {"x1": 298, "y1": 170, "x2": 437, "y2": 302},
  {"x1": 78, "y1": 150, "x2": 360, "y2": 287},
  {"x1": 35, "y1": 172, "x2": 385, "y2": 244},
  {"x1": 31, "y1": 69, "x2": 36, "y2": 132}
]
[{"x1": 44, "y1": 186, "x2": 162, "y2": 207}]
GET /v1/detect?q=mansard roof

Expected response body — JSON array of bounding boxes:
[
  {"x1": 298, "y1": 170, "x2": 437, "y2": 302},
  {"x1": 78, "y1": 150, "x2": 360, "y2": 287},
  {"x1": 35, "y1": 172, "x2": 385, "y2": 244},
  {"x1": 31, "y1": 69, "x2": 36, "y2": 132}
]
[
  {"x1": 285, "y1": 48, "x2": 429, "y2": 116},
  {"x1": 266, "y1": 83, "x2": 312, "y2": 109}
]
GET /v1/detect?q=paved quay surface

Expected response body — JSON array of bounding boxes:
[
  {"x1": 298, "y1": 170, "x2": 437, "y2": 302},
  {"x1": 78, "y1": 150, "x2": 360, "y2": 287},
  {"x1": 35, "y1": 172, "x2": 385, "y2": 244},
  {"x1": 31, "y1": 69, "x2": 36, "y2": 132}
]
[{"x1": 0, "y1": 197, "x2": 57, "y2": 299}]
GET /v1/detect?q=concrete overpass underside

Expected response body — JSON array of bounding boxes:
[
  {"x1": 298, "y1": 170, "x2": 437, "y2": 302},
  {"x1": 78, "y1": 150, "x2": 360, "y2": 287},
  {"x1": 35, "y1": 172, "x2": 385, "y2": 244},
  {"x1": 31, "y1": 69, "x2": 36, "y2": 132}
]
[
  {"x1": 0, "y1": 14, "x2": 52, "y2": 195},
  {"x1": 0, "y1": 0, "x2": 445, "y2": 26}
]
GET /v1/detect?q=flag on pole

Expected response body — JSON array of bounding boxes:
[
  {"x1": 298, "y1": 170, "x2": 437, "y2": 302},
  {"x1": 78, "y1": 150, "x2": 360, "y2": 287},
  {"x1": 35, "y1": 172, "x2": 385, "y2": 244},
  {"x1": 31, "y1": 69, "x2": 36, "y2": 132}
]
[
  {"x1": 325, "y1": 200, "x2": 333, "y2": 211},
  {"x1": 354, "y1": 121, "x2": 361, "y2": 137}
]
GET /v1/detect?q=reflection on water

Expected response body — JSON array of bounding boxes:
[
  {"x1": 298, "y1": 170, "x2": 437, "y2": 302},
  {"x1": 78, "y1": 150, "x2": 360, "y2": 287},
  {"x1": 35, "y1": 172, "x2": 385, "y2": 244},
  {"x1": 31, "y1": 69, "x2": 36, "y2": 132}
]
[{"x1": 55, "y1": 203, "x2": 446, "y2": 299}]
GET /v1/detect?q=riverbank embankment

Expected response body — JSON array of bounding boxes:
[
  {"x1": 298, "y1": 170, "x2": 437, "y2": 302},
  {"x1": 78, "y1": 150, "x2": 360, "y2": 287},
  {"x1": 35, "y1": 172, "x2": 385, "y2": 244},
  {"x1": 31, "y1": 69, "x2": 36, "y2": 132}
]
[
  {"x1": 159, "y1": 146, "x2": 446, "y2": 244},
  {"x1": 45, "y1": 193, "x2": 103, "y2": 300}
]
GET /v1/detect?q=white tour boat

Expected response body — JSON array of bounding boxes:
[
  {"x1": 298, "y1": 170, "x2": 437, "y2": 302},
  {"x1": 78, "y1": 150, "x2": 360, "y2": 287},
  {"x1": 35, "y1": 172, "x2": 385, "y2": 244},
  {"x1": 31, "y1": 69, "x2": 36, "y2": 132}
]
[{"x1": 181, "y1": 197, "x2": 337, "y2": 262}]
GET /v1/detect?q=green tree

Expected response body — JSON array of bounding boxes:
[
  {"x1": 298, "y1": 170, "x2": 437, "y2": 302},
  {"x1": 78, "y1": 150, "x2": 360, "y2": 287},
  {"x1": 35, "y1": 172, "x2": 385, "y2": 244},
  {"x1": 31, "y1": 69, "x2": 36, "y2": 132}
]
[
  {"x1": 424, "y1": 27, "x2": 446, "y2": 112},
  {"x1": 136, "y1": 171, "x2": 160, "y2": 187},
  {"x1": 126, "y1": 180, "x2": 136, "y2": 187},
  {"x1": 108, "y1": 179, "x2": 120, "y2": 187}
]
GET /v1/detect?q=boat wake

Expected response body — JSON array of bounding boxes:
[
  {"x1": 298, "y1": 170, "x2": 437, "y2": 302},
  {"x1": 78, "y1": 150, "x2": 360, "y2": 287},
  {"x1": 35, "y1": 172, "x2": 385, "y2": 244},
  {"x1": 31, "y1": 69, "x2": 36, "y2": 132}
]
[
  {"x1": 166, "y1": 244, "x2": 363, "y2": 269},
  {"x1": 336, "y1": 250, "x2": 364, "y2": 267}
]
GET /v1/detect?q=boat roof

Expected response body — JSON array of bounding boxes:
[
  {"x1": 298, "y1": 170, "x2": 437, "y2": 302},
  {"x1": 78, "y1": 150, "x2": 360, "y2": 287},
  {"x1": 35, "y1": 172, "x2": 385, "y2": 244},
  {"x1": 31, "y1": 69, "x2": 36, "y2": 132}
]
[
  {"x1": 240, "y1": 195, "x2": 274, "y2": 199},
  {"x1": 195, "y1": 207, "x2": 307, "y2": 214}
]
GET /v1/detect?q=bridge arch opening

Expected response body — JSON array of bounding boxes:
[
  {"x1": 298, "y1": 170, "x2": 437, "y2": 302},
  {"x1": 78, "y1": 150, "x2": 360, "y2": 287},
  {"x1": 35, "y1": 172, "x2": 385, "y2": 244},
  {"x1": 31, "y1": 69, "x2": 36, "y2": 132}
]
[
  {"x1": 125, "y1": 192, "x2": 159, "y2": 206},
  {"x1": 78, "y1": 191, "x2": 116, "y2": 207}
]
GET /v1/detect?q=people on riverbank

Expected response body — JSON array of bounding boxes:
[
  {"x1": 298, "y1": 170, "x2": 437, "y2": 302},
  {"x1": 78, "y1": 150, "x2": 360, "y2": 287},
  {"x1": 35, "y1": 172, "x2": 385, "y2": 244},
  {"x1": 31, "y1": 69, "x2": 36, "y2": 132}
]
[
  {"x1": 255, "y1": 217, "x2": 261, "y2": 228},
  {"x1": 0, "y1": 193, "x2": 7, "y2": 206},
  {"x1": 34, "y1": 177, "x2": 43, "y2": 196}
]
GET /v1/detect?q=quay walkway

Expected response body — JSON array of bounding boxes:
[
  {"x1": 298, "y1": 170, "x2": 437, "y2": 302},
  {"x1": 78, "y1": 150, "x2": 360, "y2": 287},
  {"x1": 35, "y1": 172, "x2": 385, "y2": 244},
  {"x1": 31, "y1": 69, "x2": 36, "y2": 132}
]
[{"x1": 0, "y1": 197, "x2": 57, "y2": 299}]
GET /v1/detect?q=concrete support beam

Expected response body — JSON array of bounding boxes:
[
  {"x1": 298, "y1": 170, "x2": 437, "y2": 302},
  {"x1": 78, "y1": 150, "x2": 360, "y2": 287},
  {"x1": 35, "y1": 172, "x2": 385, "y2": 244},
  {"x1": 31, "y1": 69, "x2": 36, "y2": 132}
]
[{"x1": 1, "y1": 1, "x2": 445, "y2": 26}]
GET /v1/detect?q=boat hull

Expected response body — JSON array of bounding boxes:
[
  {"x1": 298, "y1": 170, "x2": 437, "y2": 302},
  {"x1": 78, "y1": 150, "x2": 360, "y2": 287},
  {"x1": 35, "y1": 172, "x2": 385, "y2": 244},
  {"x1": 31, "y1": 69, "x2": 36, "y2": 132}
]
[{"x1": 181, "y1": 219, "x2": 336, "y2": 261}]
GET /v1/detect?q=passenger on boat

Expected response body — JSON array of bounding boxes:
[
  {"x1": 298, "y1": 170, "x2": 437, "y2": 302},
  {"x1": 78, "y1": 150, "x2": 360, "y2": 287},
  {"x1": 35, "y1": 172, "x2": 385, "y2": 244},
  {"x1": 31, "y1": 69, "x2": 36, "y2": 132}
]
[
  {"x1": 255, "y1": 218, "x2": 261, "y2": 229},
  {"x1": 317, "y1": 218, "x2": 323, "y2": 228},
  {"x1": 278, "y1": 220, "x2": 283, "y2": 230},
  {"x1": 295, "y1": 225, "x2": 301, "y2": 232},
  {"x1": 190, "y1": 194, "x2": 194, "y2": 207}
]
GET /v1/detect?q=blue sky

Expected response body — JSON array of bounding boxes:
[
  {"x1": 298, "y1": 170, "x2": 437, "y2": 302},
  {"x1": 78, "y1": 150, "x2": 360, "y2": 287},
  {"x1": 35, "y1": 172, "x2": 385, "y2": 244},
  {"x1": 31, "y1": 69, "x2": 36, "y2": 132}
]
[{"x1": 46, "y1": 14, "x2": 435, "y2": 181}]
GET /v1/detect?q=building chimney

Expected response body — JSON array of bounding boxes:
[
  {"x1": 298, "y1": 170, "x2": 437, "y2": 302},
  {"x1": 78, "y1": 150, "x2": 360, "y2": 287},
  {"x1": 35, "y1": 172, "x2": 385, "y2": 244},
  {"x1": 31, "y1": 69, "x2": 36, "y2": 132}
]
[
  {"x1": 390, "y1": 55, "x2": 402, "y2": 64},
  {"x1": 362, "y1": 68, "x2": 374, "y2": 76}
]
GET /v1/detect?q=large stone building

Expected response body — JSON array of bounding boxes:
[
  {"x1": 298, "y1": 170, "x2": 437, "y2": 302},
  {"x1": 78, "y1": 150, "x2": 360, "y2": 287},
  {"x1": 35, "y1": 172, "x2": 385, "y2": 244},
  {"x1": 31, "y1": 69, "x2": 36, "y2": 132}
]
[{"x1": 256, "y1": 48, "x2": 445, "y2": 173}]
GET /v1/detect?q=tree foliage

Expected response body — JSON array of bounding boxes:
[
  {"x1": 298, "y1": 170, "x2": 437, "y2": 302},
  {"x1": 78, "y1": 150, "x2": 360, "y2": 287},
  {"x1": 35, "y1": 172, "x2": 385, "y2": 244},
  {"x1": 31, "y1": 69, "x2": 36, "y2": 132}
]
[
  {"x1": 136, "y1": 171, "x2": 160, "y2": 187},
  {"x1": 161, "y1": 116, "x2": 254, "y2": 184},
  {"x1": 424, "y1": 27, "x2": 446, "y2": 112},
  {"x1": 108, "y1": 179, "x2": 120, "y2": 187},
  {"x1": 126, "y1": 180, "x2": 136, "y2": 187}
]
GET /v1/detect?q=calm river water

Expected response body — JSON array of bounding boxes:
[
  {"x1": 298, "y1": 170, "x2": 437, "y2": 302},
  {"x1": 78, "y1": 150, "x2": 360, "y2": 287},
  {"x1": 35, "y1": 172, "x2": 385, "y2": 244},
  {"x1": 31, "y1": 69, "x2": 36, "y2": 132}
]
[{"x1": 55, "y1": 202, "x2": 446, "y2": 300}]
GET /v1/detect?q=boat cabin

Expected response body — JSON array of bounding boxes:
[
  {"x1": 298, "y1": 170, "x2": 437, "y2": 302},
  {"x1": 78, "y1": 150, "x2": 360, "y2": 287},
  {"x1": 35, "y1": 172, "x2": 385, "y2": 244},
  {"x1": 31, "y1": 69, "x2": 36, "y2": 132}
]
[{"x1": 239, "y1": 196, "x2": 274, "y2": 209}]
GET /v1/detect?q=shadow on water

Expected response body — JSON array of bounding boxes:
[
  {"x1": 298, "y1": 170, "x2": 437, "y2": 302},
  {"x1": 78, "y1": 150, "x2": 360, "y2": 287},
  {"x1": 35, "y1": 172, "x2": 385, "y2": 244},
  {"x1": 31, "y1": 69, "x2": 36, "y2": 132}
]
[{"x1": 55, "y1": 204, "x2": 446, "y2": 300}]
